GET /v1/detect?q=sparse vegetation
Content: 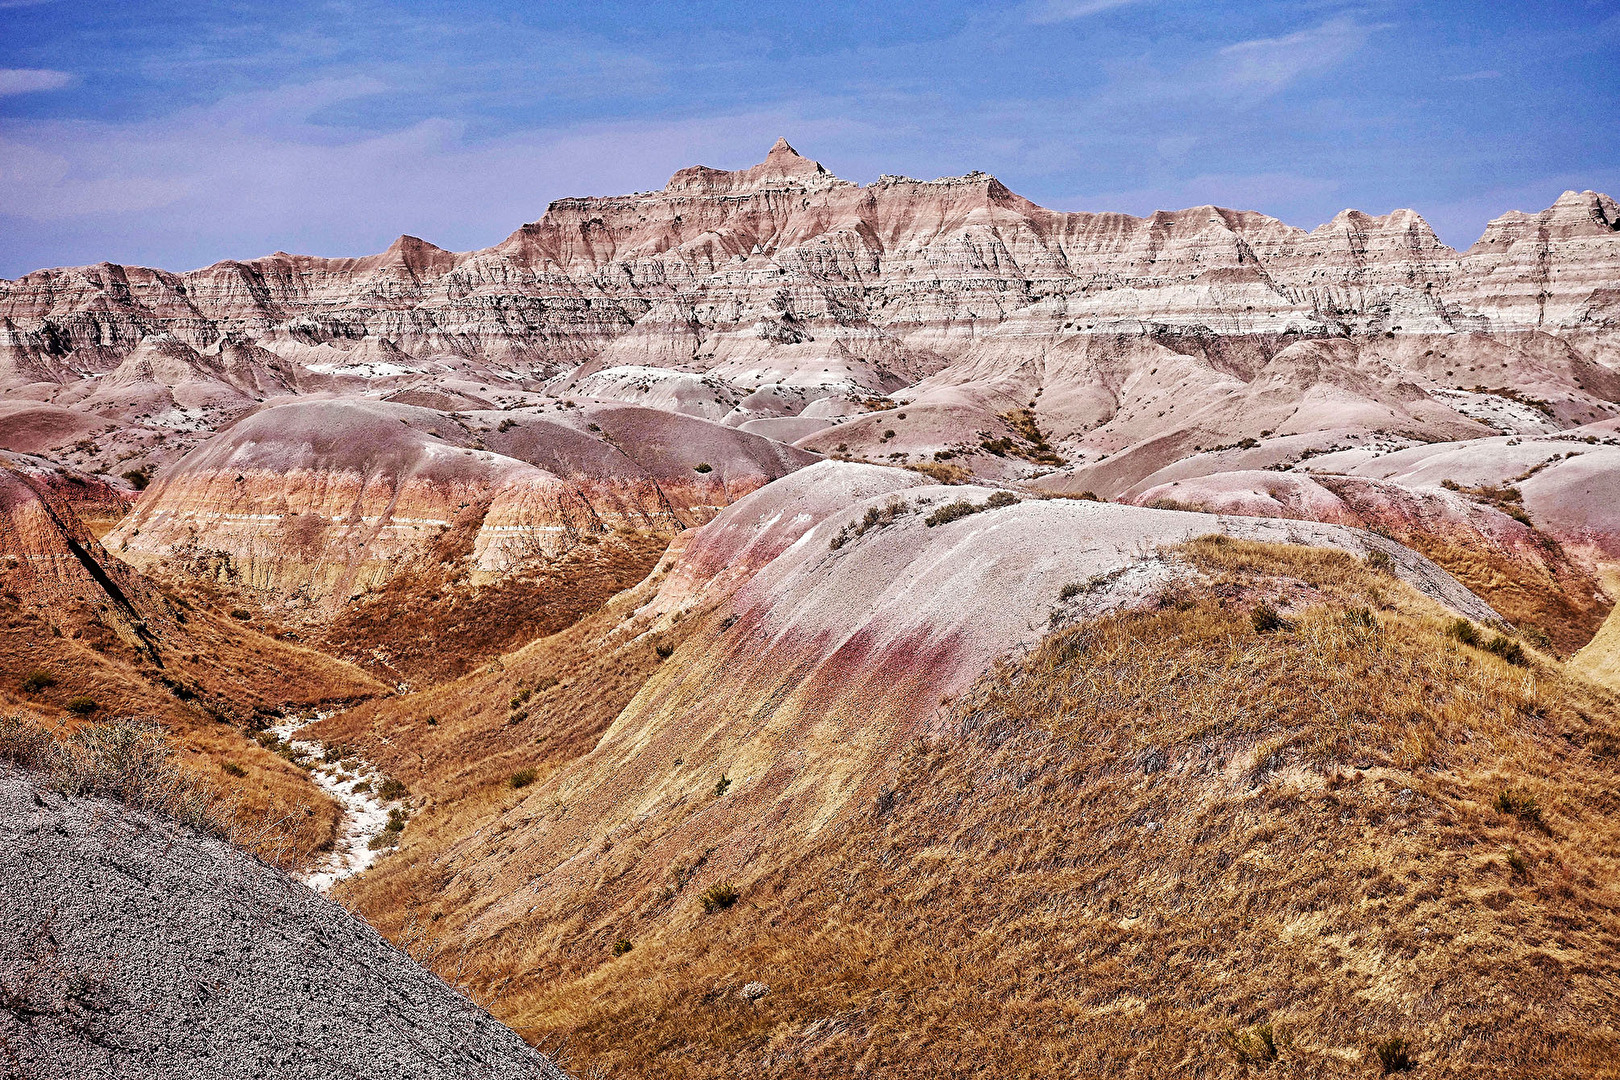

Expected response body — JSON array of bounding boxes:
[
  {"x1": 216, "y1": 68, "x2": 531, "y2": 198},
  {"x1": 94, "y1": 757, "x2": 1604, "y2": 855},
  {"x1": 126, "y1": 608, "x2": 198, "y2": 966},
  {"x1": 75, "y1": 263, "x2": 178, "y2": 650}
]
[
  {"x1": 1494, "y1": 786, "x2": 1541, "y2": 824},
  {"x1": 19, "y1": 669, "x2": 56, "y2": 693},
  {"x1": 1374, "y1": 1036, "x2": 1416, "y2": 1074},
  {"x1": 221, "y1": 761, "x2": 247, "y2": 778},
  {"x1": 612, "y1": 938, "x2": 633, "y2": 956},
  {"x1": 65, "y1": 696, "x2": 99, "y2": 716},
  {"x1": 377, "y1": 776, "x2": 408, "y2": 802},
  {"x1": 693, "y1": 462, "x2": 713, "y2": 473},
  {"x1": 1249, "y1": 602, "x2": 1286, "y2": 633},
  {"x1": 923, "y1": 490, "x2": 1019, "y2": 528},
  {"x1": 830, "y1": 499, "x2": 912, "y2": 548},
  {"x1": 713, "y1": 775, "x2": 731, "y2": 797},
  {"x1": 699, "y1": 882, "x2": 739, "y2": 912},
  {"x1": 0, "y1": 714, "x2": 232, "y2": 837},
  {"x1": 509, "y1": 767, "x2": 539, "y2": 789},
  {"x1": 1223, "y1": 1021, "x2": 1285, "y2": 1065}
]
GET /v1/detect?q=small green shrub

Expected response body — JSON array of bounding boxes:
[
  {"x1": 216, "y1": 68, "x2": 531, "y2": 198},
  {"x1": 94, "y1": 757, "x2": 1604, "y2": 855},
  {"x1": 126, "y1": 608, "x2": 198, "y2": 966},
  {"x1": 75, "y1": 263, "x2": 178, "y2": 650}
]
[
  {"x1": 1446, "y1": 618, "x2": 1481, "y2": 647},
  {"x1": 924, "y1": 500, "x2": 977, "y2": 527},
  {"x1": 1519, "y1": 624, "x2": 1553, "y2": 651},
  {"x1": 700, "y1": 882, "x2": 740, "y2": 913},
  {"x1": 383, "y1": 807, "x2": 407, "y2": 834},
  {"x1": 1365, "y1": 549, "x2": 1395, "y2": 574},
  {"x1": 19, "y1": 669, "x2": 56, "y2": 694},
  {"x1": 1494, "y1": 787, "x2": 1541, "y2": 824},
  {"x1": 1374, "y1": 1037, "x2": 1415, "y2": 1074},
  {"x1": 653, "y1": 640, "x2": 675, "y2": 660},
  {"x1": 1059, "y1": 582, "x2": 1083, "y2": 601},
  {"x1": 509, "y1": 768, "x2": 539, "y2": 789},
  {"x1": 1344, "y1": 606, "x2": 1376, "y2": 629},
  {"x1": 229, "y1": 609, "x2": 252, "y2": 621},
  {"x1": 65, "y1": 696, "x2": 99, "y2": 716},
  {"x1": 1506, "y1": 847, "x2": 1529, "y2": 879},
  {"x1": 221, "y1": 762, "x2": 247, "y2": 778},
  {"x1": 693, "y1": 462, "x2": 713, "y2": 473},
  {"x1": 1223, "y1": 1021, "x2": 1285, "y2": 1065},
  {"x1": 612, "y1": 938, "x2": 633, "y2": 956},
  {"x1": 713, "y1": 775, "x2": 731, "y2": 797},
  {"x1": 985, "y1": 490, "x2": 1019, "y2": 509},
  {"x1": 1484, "y1": 634, "x2": 1527, "y2": 666},
  {"x1": 377, "y1": 776, "x2": 408, "y2": 802}
]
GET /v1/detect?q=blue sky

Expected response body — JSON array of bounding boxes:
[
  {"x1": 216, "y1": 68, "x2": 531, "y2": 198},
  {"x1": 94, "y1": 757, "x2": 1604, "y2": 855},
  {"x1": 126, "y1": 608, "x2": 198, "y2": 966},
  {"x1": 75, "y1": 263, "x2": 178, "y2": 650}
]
[{"x1": 1, "y1": 0, "x2": 1616, "y2": 276}]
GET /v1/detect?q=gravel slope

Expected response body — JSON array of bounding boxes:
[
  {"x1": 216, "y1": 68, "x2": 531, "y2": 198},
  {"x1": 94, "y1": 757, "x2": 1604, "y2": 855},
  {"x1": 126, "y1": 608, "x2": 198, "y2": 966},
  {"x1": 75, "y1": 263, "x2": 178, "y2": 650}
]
[{"x1": 0, "y1": 766, "x2": 567, "y2": 1080}]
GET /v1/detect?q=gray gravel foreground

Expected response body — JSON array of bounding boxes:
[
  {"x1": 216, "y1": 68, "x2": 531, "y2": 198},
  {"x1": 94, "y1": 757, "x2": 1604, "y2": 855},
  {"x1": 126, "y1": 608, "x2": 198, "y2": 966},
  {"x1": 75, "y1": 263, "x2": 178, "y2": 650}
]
[{"x1": 0, "y1": 766, "x2": 567, "y2": 1080}]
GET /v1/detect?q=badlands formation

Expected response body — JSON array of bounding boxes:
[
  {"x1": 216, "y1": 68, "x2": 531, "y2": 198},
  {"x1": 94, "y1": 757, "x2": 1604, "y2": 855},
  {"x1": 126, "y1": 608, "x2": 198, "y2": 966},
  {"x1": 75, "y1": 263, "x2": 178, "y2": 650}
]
[{"x1": 3, "y1": 140, "x2": 1620, "y2": 1076}]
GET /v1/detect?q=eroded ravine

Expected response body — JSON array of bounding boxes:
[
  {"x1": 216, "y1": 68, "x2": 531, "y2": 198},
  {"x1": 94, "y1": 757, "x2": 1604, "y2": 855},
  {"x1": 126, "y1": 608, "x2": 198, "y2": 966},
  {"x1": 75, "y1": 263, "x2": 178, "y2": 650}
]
[{"x1": 266, "y1": 712, "x2": 396, "y2": 892}]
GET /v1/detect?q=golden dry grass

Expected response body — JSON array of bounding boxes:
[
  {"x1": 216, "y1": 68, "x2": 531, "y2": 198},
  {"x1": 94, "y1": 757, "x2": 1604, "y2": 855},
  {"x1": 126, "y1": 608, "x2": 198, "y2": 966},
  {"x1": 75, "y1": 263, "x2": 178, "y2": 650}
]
[
  {"x1": 443, "y1": 540, "x2": 1620, "y2": 1078},
  {"x1": 0, "y1": 575, "x2": 384, "y2": 866}
]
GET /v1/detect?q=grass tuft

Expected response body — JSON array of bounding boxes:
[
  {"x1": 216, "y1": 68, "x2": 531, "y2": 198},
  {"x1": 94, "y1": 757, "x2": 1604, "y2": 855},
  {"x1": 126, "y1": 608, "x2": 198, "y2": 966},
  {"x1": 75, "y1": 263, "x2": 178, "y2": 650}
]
[
  {"x1": 1374, "y1": 1037, "x2": 1416, "y2": 1074},
  {"x1": 699, "y1": 882, "x2": 739, "y2": 913}
]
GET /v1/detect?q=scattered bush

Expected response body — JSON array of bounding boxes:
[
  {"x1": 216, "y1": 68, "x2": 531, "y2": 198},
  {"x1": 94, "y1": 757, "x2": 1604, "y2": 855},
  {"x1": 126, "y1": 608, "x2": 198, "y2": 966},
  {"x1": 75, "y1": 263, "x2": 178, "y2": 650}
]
[
  {"x1": 1484, "y1": 634, "x2": 1527, "y2": 666},
  {"x1": 713, "y1": 775, "x2": 731, "y2": 797},
  {"x1": 1446, "y1": 618, "x2": 1481, "y2": 647},
  {"x1": 65, "y1": 696, "x2": 99, "y2": 716},
  {"x1": 230, "y1": 608, "x2": 252, "y2": 621},
  {"x1": 653, "y1": 639, "x2": 675, "y2": 660},
  {"x1": 1250, "y1": 604, "x2": 1286, "y2": 633},
  {"x1": 0, "y1": 714, "x2": 230, "y2": 837},
  {"x1": 831, "y1": 499, "x2": 913, "y2": 549},
  {"x1": 221, "y1": 762, "x2": 247, "y2": 778},
  {"x1": 1506, "y1": 847, "x2": 1530, "y2": 879},
  {"x1": 612, "y1": 938, "x2": 633, "y2": 956},
  {"x1": 1374, "y1": 1037, "x2": 1416, "y2": 1074},
  {"x1": 1494, "y1": 787, "x2": 1541, "y2": 824},
  {"x1": 925, "y1": 500, "x2": 977, "y2": 527},
  {"x1": 1344, "y1": 606, "x2": 1376, "y2": 629},
  {"x1": 700, "y1": 882, "x2": 740, "y2": 913},
  {"x1": 1364, "y1": 549, "x2": 1395, "y2": 574},
  {"x1": 497, "y1": 418, "x2": 517, "y2": 432},
  {"x1": 1223, "y1": 1021, "x2": 1285, "y2": 1065},
  {"x1": 384, "y1": 807, "x2": 407, "y2": 834},
  {"x1": 19, "y1": 669, "x2": 55, "y2": 694},
  {"x1": 693, "y1": 463, "x2": 713, "y2": 474},
  {"x1": 121, "y1": 469, "x2": 151, "y2": 490},
  {"x1": 377, "y1": 776, "x2": 408, "y2": 802},
  {"x1": 509, "y1": 767, "x2": 539, "y2": 789},
  {"x1": 1059, "y1": 582, "x2": 1083, "y2": 601},
  {"x1": 1519, "y1": 624, "x2": 1553, "y2": 651}
]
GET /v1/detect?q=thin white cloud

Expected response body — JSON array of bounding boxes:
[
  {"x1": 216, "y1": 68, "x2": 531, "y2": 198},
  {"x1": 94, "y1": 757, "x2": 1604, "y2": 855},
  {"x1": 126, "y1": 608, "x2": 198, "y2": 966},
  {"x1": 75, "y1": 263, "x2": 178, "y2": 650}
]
[
  {"x1": 1024, "y1": 0, "x2": 1144, "y2": 26},
  {"x1": 1219, "y1": 17, "x2": 1378, "y2": 93},
  {"x1": 0, "y1": 68, "x2": 73, "y2": 96}
]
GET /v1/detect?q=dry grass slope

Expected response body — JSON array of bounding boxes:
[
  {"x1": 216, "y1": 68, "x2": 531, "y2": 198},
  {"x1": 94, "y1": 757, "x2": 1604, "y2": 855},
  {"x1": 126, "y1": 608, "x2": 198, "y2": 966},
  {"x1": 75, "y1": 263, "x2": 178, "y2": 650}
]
[{"x1": 497, "y1": 540, "x2": 1620, "y2": 1078}]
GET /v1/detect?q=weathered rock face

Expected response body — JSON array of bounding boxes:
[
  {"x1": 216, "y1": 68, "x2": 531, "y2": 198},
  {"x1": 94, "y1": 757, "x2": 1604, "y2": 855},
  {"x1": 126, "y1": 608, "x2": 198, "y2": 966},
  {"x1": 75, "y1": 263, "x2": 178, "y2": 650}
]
[
  {"x1": 0, "y1": 765, "x2": 567, "y2": 1080},
  {"x1": 3, "y1": 141, "x2": 1614, "y2": 394},
  {"x1": 105, "y1": 396, "x2": 817, "y2": 599}
]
